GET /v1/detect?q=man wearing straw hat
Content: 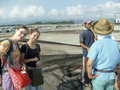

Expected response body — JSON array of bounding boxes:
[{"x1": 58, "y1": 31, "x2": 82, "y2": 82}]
[{"x1": 87, "y1": 18, "x2": 120, "y2": 90}]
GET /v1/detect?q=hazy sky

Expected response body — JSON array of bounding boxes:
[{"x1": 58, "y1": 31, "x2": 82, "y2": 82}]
[{"x1": 0, "y1": 0, "x2": 120, "y2": 24}]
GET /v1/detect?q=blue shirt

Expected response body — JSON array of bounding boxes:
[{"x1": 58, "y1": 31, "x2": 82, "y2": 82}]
[{"x1": 87, "y1": 36, "x2": 120, "y2": 80}]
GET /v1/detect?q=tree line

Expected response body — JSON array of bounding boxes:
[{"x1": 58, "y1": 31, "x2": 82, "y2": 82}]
[{"x1": 29, "y1": 21, "x2": 75, "y2": 25}]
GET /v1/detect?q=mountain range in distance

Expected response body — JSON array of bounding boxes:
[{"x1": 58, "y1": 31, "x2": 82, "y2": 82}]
[{"x1": 0, "y1": 18, "x2": 115, "y2": 25}]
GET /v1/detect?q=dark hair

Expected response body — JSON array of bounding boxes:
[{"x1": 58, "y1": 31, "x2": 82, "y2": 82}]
[
  {"x1": 29, "y1": 28, "x2": 40, "y2": 35},
  {"x1": 17, "y1": 25, "x2": 29, "y2": 31}
]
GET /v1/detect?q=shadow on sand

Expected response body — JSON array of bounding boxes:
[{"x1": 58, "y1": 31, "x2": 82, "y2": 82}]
[{"x1": 42, "y1": 54, "x2": 83, "y2": 90}]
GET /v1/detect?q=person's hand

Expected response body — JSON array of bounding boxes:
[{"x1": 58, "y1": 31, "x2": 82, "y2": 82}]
[
  {"x1": 36, "y1": 61, "x2": 42, "y2": 67},
  {"x1": 88, "y1": 74, "x2": 99, "y2": 79},
  {"x1": 21, "y1": 64, "x2": 26, "y2": 71},
  {"x1": 86, "y1": 47, "x2": 90, "y2": 51},
  {"x1": 32, "y1": 57, "x2": 38, "y2": 61}
]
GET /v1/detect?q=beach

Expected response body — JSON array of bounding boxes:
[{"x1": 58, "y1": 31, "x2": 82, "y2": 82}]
[{"x1": 0, "y1": 27, "x2": 120, "y2": 90}]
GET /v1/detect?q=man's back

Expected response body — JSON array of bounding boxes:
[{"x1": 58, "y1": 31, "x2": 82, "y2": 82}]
[
  {"x1": 87, "y1": 36, "x2": 120, "y2": 80},
  {"x1": 87, "y1": 18, "x2": 119, "y2": 90}
]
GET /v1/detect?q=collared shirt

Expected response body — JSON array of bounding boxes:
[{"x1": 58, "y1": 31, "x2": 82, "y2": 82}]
[
  {"x1": 97, "y1": 33, "x2": 115, "y2": 40},
  {"x1": 87, "y1": 36, "x2": 120, "y2": 80},
  {"x1": 79, "y1": 27, "x2": 94, "y2": 56},
  {"x1": 83, "y1": 27, "x2": 87, "y2": 30}
]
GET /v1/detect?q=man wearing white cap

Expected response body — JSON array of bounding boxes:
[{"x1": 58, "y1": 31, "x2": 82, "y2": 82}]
[
  {"x1": 87, "y1": 18, "x2": 120, "y2": 90},
  {"x1": 79, "y1": 18, "x2": 95, "y2": 87}
]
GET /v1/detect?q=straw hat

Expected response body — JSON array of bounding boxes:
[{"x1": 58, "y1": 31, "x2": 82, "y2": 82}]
[{"x1": 92, "y1": 18, "x2": 114, "y2": 35}]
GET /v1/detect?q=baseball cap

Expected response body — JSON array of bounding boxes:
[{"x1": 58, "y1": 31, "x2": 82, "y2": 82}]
[{"x1": 83, "y1": 19, "x2": 93, "y2": 24}]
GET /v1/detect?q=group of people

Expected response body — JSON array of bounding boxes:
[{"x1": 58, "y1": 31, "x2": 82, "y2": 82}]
[
  {"x1": 0, "y1": 18, "x2": 120, "y2": 90},
  {"x1": 0, "y1": 25, "x2": 42, "y2": 90},
  {"x1": 80, "y1": 18, "x2": 120, "y2": 90}
]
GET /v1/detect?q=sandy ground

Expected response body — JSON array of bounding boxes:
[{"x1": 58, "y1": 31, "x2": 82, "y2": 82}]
[{"x1": 0, "y1": 30, "x2": 120, "y2": 90}]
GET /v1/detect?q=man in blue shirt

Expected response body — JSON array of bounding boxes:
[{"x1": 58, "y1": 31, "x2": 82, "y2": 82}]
[{"x1": 87, "y1": 18, "x2": 120, "y2": 90}]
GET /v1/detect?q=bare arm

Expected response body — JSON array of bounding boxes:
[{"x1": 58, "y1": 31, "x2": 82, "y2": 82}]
[
  {"x1": 36, "y1": 52, "x2": 42, "y2": 67},
  {"x1": 87, "y1": 58, "x2": 99, "y2": 79},
  {"x1": 21, "y1": 53, "x2": 38, "y2": 64},
  {"x1": 80, "y1": 42, "x2": 90, "y2": 51}
]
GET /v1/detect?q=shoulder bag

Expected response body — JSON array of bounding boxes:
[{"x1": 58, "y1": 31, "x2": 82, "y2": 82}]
[{"x1": 1, "y1": 57, "x2": 31, "y2": 89}]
